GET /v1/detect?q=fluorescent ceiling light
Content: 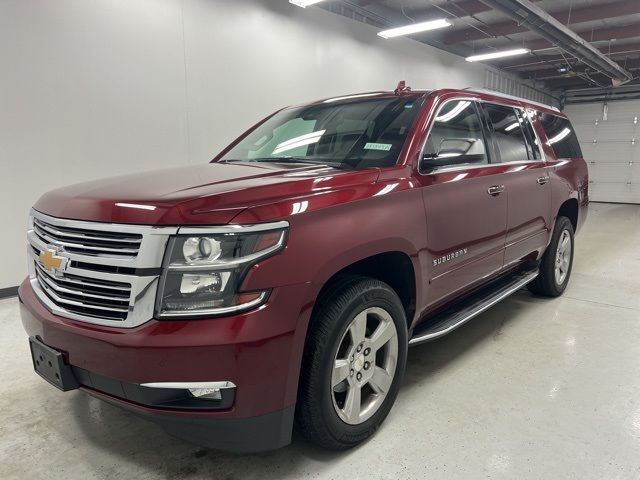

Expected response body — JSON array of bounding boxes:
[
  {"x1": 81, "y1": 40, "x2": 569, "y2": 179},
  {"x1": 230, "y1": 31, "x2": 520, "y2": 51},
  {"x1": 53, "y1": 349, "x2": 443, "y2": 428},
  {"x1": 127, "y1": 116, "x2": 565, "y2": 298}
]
[
  {"x1": 465, "y1": 48, "x2": 530, "y2": 62},
  {"x1": 378, "y1": 19, "x2": 451, "y2": 39},
  {"x1": 289, "y1": 0, "x2": 325, "y2": 7}
]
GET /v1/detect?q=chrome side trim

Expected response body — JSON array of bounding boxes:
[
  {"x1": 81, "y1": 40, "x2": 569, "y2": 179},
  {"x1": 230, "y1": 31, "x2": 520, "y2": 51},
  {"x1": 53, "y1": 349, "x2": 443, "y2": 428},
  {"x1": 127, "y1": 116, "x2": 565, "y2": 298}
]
[
  {"x1": 424, "y1": 159, "x2": 545, "y2": 175},
  {"x1": 409, "y1": 271, "x2": 538, "y2": 346},
  {"x1": 140, "y1": 381, "x2": 236, "y2": 389}
]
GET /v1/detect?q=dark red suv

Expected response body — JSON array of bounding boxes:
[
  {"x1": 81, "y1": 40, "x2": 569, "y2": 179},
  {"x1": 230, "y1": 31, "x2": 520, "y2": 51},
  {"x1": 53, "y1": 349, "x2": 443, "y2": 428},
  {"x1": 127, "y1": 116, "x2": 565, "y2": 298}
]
[{"x1": 20, "y1": 84, "x2": 588, "y2": 452}]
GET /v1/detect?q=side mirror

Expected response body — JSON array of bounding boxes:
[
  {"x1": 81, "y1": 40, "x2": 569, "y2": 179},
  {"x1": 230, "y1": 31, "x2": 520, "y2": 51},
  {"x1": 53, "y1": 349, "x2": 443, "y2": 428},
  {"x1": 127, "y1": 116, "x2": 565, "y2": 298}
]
[{"x1": 420, "y1": 138, "x2": 484, "y2": 172}]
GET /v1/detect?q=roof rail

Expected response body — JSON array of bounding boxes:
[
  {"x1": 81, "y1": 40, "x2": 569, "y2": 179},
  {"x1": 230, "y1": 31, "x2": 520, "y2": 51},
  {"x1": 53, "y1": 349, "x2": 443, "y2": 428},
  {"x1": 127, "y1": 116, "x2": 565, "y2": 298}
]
[{"x1": 462, "y1": 87, "x2": 560, "y2": 112}]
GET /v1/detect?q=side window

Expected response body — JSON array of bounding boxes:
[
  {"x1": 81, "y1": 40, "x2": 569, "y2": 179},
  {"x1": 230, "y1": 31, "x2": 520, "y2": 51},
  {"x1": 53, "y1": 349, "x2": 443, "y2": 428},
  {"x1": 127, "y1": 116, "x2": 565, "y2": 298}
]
[
  {"x1": 517, "y1": 109, "x2": 541, "y2": 160},
  {"x1": 421, "y1": 100, "x2": 488, "y2": 171},
  {"x1": 538, "y1": 113, "x2": 583, "y2": 159},
  {"x1": 483, "y1": 104, "x2": 529, "y2": 163}
]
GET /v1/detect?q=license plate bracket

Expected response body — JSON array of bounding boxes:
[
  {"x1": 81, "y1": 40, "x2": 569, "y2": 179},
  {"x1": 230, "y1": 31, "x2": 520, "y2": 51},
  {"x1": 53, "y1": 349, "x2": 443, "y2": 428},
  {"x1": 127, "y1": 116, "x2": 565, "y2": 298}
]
[{"x1": 29, "y1": 337, "x2": 79, "y2": 391}]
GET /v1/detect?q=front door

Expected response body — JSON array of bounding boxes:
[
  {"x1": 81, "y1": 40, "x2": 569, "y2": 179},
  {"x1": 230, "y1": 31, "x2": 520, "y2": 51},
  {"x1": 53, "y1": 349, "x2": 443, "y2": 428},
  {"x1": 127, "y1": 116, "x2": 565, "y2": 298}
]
[{"x1": 417, "y1": 99, "x2": 509, "y2": 310}]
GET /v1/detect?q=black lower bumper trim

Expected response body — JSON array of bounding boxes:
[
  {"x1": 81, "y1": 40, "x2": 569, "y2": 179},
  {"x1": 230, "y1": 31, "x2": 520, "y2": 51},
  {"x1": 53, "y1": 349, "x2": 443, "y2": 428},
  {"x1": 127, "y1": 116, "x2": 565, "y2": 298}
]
[
  {"x1": 156, "y1": 404, "x2": 294, "y2": 453},
  {"x1": 95, "y1": 390, "x2": 295, "y2": 453}
]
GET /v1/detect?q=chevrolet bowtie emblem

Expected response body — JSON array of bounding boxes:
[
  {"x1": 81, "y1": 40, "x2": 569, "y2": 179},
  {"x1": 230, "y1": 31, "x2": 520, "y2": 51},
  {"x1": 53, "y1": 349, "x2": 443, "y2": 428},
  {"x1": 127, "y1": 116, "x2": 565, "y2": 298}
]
[{"x1": 39, "y1": 248, "x2": 68, "y2": 276}]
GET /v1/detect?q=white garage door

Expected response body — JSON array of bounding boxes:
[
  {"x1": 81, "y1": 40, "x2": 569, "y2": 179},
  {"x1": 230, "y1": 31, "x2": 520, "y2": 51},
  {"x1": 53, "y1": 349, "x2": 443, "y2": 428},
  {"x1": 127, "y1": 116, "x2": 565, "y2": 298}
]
[{"x1": 564, "y1": 100, "x2": 640, "y2": 204}]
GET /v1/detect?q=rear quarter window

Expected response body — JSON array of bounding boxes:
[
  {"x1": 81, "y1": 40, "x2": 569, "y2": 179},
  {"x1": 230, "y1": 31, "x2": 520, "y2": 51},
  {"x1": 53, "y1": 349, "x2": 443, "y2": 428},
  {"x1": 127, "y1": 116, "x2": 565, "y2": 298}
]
[{"x1": 538, "y1": 113, "x2": 583, "y2": 159}]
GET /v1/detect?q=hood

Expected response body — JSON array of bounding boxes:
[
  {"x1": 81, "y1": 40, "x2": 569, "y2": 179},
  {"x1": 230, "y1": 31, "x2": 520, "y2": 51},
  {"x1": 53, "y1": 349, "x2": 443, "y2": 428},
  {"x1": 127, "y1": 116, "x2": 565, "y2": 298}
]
[{"x1": 33, "y1": 162, "x2": 380, "y2": 225}]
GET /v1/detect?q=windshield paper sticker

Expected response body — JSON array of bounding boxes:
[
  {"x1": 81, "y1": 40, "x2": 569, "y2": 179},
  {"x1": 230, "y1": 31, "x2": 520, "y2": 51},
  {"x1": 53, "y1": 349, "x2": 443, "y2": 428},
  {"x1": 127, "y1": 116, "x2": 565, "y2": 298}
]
[{"x1": 364, "y1": 142, "x2": 392, "y2": 151}]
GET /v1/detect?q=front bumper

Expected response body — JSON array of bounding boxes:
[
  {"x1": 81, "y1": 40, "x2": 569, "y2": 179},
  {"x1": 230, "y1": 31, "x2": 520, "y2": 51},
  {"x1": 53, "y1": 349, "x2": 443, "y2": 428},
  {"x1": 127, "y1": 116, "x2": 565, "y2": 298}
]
[{"x1": 19, "y1": 278, "x2": 315, "y2": 452}]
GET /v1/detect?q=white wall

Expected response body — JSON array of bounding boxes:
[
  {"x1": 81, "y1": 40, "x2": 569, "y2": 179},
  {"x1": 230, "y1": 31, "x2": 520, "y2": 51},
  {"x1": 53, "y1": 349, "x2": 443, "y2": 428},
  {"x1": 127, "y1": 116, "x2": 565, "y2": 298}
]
[{"x1": 0, "y1": 0, "x2": 492, "y2": 289}]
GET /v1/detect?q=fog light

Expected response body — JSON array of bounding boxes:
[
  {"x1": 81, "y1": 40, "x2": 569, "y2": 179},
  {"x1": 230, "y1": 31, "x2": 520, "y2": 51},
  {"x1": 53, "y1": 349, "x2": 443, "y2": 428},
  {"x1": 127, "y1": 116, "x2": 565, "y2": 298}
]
[
  {"x1": 141, "y1": 381, "x2": 237, "y2": 401},
  {"x1": 188, "y1": 387, "x2": 222, "y2": 400}
]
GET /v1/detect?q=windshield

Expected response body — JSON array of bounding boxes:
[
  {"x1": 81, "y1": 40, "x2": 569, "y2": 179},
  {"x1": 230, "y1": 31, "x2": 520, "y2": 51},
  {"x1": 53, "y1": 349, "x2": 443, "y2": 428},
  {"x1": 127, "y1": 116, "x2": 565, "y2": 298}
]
[{"x1": 219, "y1": 95, "x2": 425, "y2": 170}]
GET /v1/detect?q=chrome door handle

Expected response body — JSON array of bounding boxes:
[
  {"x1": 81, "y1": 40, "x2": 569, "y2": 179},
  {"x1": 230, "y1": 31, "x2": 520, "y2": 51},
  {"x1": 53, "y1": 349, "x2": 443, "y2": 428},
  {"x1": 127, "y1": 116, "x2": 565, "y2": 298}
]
[
  {"x1": 537, "y1": 176, "x2": 550, "y2": 185},
  {"x1": 487, "y1": 185, "x2": 505, "y2": 196}
]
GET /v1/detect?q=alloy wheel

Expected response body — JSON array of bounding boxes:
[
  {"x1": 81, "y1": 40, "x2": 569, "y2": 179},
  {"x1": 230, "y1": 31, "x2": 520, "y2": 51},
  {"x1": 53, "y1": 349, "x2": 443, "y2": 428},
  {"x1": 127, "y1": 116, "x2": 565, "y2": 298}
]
[
  {"x1": 331, "y1": 307, "x2": 399, "y2": 425},
  {"x1": 554, "y1": 229, "x2": 572, "y2": 285}
]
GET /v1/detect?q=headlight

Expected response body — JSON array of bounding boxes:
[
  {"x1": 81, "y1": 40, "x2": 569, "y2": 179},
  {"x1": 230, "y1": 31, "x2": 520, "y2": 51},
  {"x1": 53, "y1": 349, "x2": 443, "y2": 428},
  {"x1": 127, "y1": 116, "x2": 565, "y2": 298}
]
[{"x1": 155, "y1": 222, "x2": 288, "y2": 318}]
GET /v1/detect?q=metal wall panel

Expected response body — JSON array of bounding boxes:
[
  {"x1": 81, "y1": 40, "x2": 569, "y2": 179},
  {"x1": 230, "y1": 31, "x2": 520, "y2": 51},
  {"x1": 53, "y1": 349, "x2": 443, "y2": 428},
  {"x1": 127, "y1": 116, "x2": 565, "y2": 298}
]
[
  {"x1": 484, "y1": 69, "x2": 558, "y2": 108},
  {"x1": 564, "y1": 100, "x2": 640, "y2": 204}
]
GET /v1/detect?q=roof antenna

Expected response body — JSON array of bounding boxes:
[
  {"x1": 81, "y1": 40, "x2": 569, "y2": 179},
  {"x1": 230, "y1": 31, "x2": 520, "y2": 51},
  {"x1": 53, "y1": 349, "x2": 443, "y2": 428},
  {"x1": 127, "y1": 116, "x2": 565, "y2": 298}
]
[{"x1": 395, "y1": 80, "x2": 411, "y2": 95}]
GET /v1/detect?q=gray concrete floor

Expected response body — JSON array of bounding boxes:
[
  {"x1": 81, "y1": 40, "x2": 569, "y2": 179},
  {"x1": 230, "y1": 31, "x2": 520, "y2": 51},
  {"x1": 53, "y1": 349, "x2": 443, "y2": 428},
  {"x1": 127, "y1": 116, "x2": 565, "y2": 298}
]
[{"x1": 1, "y1": 202, "x2": 639, "y2": 479}]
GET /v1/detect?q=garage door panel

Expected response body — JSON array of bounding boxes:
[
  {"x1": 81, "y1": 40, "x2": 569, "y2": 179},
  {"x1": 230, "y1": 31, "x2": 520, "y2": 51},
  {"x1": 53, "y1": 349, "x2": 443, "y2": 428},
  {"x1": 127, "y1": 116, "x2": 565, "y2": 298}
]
[
  {"x1": 592, "y1": 143, "x2": 638, "y2": 165},
  {"x1": 564, "y1": 104, "x2": 601, "y2": 123},
  {"x1": 588, "y1": 163, "x2": 632, "y2": 183},
  {"x1": 574, "y1": 124, "x2": 596, "y2": 143},
  {"x1": 580, "y1": 142, "x2": 596, "y2": 162},
  {"x1": 562, "y1": 101, "x2": 639, "y2": 204},
  {"x1": 594, "y1": 123, "x2": 636, "y2": 141},
  {"x1": 603, "y1": 102, "x2": 640, "y2": 122},
  {"x1": 589, "y1": 182, "x2": 640, "y2": 203},
  {"x1": 632, "y1": 162, "x2": 640, "y2": 183}
]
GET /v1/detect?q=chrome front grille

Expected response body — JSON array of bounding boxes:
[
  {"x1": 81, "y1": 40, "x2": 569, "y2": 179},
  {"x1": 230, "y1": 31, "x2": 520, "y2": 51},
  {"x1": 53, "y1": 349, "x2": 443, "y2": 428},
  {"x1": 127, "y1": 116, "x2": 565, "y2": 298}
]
[
  {"x1": 32, "y1": 216, "x2": 142, "y2": 258},
  {"x1": 27, "y1": 210, "x2": 179, "y2": 328},
  {"x1": 34, "y1": 261, "x2": 131, "y2": 320}
]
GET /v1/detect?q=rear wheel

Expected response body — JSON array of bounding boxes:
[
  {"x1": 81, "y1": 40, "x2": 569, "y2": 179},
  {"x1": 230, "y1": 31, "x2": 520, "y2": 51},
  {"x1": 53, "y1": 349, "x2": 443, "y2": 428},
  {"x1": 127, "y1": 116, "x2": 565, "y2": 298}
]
[
  {"x1": 528, "y1": 216, "x2": 574, "y2": 297},
  {"x1": 296, "y1": 276, "x2": 408, "y2": 450}
]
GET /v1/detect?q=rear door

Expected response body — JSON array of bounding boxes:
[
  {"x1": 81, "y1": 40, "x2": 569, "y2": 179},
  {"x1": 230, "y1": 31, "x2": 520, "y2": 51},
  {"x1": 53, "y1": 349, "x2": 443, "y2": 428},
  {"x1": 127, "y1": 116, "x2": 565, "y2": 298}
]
[
  {"x1": 417, "y1": 98, "x2": 508, "y2": 308},
  {"x1": 481, "y1": 103, "x2": 552, "y2": 269}
]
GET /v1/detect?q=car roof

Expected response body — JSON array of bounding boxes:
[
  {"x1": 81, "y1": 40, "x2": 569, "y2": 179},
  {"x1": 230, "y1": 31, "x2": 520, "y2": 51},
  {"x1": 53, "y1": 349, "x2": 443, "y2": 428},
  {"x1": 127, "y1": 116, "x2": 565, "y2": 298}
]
[
  {"x1": 301, "y1": 87, "x2": 561, "y2": 118},
  {"x1": 304, "y1": 90, "x2": 429, "y2": 106},
  {"x1": 423, "y1": 88, "x2": 562, "y2": 117}
]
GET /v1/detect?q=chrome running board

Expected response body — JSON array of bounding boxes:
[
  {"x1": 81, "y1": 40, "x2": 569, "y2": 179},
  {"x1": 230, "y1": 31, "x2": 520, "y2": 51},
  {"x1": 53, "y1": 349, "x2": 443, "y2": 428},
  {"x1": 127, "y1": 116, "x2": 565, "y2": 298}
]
[{"x1": 409, "y1": 268, "x2": 539, "y2": 346}]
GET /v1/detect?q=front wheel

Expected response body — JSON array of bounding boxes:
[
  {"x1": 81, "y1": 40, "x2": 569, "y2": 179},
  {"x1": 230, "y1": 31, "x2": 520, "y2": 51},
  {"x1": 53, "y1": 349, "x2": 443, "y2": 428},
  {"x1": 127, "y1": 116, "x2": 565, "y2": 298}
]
[
  {"x1": 296, "y1": 276, "x2": 408, "y2": 450},
  {"x1": 528, "y1": 216, "x2": 575, "y2": 297}
]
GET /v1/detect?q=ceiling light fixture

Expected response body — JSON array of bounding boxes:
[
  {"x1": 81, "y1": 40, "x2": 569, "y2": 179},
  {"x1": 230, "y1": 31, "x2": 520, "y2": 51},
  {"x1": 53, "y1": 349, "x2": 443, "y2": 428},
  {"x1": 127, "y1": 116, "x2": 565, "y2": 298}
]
[
  {"x1": 289, "y1": 0, "x2": 325, "y2": 7},
  {"x1": 465, "y1": 48, "x2": 530, "y2": 62},
  {"x1": 378, "y1": 19, "x2": 451, "y2": 39}
]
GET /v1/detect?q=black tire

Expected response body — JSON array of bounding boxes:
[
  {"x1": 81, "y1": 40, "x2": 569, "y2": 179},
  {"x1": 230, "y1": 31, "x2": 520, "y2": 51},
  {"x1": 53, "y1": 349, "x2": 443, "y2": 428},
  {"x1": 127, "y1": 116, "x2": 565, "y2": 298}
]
[
  {"x1": 528, "y1": 216, "x2": 575, "y2": 297},
  {"x1": 296, "y1": 275, "x2": 408, "y2": 450}
]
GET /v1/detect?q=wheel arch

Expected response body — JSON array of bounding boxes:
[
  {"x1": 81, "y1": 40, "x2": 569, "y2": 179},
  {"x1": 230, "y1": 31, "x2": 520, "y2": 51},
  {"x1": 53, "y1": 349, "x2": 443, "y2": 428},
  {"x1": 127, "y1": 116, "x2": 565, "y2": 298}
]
[
  {"x1": 557, "y1": 198, "x2": 579, "y2": 231},
  {"x1": 312, "y1": 250, "x2": 417, "y2": 329}
]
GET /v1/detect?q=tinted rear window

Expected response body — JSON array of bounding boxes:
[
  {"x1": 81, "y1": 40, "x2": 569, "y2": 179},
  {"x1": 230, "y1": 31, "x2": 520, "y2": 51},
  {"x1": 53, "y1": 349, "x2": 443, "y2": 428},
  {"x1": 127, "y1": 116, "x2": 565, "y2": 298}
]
[{"x1": 538, "y1": 113, "x2": 582, "y2": 159}]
